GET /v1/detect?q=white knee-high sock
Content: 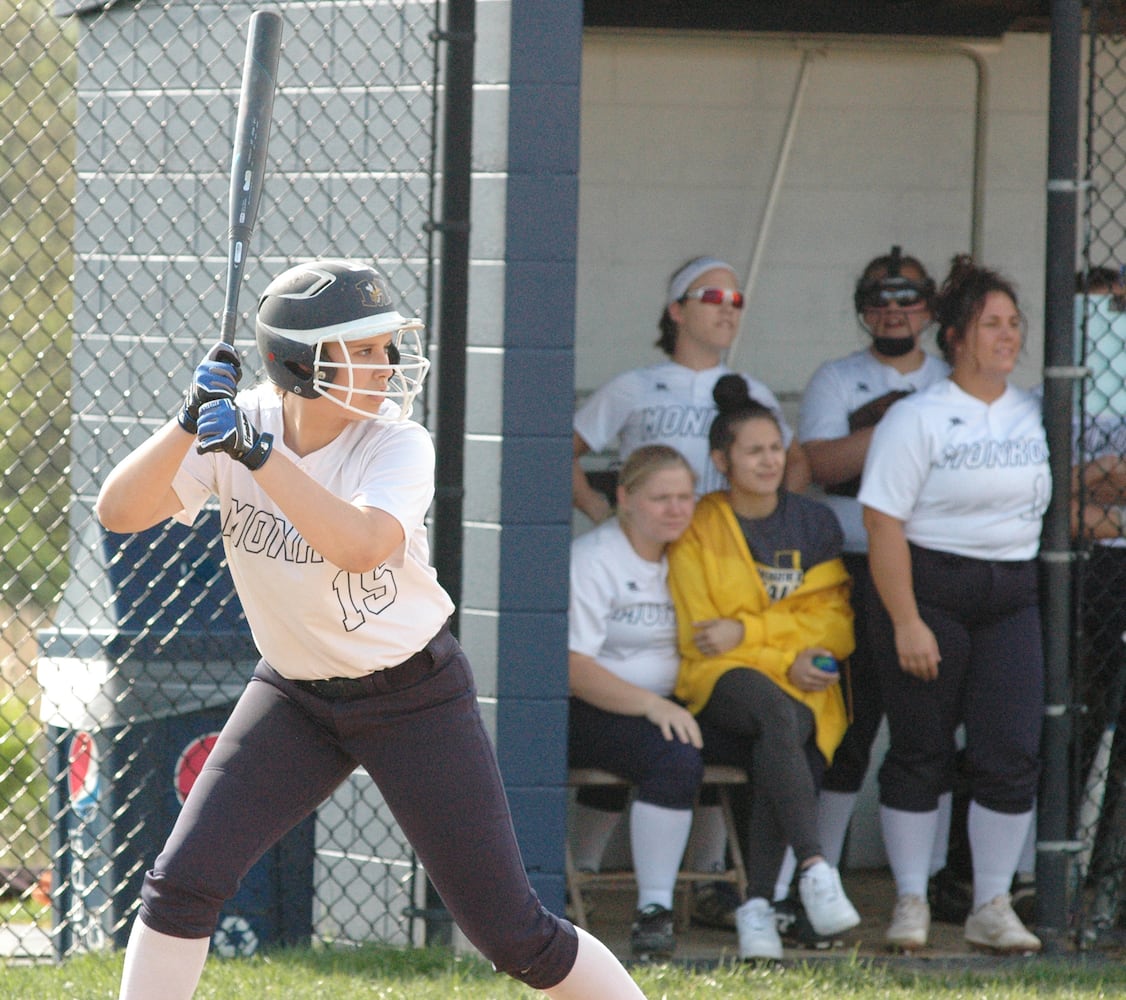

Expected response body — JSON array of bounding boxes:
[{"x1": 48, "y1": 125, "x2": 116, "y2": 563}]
[
  {"x1": 629, "y1": 800, "x2": 694, "y2": 910},
  {"x1": 542, "y1": 925, "x2": 647, "y2": 999},
  {"x1": 929, "y1": 792, "x2": 952, "y2": 876},
  {"x1": 817, "y1": 790, "x2": 858, "y2": 869},
  {"x1": 880, "y1": 805, "x2": 939, "y2": 899},
  {"x1": 683, "y1": 804, "x2": 728, "y2": 873},
  {"x1": 570, "y1": 803, "x2": 624, "y2": 874},
  {"x1": 118, "y1": 918, "x2": 210, "y2": 1000},
  {"x1": 967, "y1": 801, "x2": 1034, "y2": 910},
  {"x1": 773, "y1": 846, "x2": 797, "y2": 902}
]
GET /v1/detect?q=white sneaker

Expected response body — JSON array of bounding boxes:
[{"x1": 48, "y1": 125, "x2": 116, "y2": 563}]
[
  {"x1": 886, "y1": 894, "x2": 930, "y2": 951},
  {"x1": 798, "y1": 860, "x2": 861, "y2": 937},
  {"x1": 736, "y1": 897, "x2": 783, "y2": 960},
  {"x1": 964, "y1": 893, "x2": 1042, "y2": 953}
]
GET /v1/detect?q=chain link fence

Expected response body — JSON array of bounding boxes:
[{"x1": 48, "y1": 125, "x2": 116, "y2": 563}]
[
  {"x1": 1074, "y1": 0, "x2": 1126, "y2": 950},
  {"x1": 1, "y1": 0, "x2": 442, "y2": 962}
]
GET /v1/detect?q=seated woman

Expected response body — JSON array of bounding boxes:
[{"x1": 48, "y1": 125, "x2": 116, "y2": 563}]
[
  {"x1": 567, "y1": 445, "x2": 704, "y2": 959},
  {"x1": 668, "y1": 375, "x2": 860, "y2": 960}
]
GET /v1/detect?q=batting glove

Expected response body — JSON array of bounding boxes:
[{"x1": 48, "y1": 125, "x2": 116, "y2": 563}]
[
  {"x1": 196, "y1": 398, "x2": 274, "y2": 470},
  {"x1": 177, "y1": 343, "x2": 243, "y2": 433}
]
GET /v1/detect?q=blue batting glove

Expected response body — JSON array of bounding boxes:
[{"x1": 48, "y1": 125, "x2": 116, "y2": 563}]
[
  {"x1": 177, "y1": 343, "x2": 243, "y2": 433},
  {"x1": 196, "y1": 398, "x2": 273, "y2": 470}
]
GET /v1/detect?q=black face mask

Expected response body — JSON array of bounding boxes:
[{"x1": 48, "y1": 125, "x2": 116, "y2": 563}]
[{"x1": 871, "y1": 334, "x2": 917, "y2": 358}]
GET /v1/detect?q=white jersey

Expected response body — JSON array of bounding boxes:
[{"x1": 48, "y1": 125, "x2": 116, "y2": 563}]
[
  {"x1": 568, "y1": 519, "x2": 679, "y2": 697},
  {"x1": 574, "y1": 360, "x2": 793, "y2": 496},
  {"x1": 171, "y1": 384, "x2": 454, "y2": 680},
  {"x1": 799, "y1": 348, "x2": 950, "y2": 552},
  {"x1": 859, "y1": 379, "x2": 1050, "y2": 561}
]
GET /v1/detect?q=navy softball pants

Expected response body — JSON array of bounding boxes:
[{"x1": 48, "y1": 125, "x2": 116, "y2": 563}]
[
  {"x1": 138, "y1": 626, "x2": 579, "y2": 991},
  {"x1": 567, "y1": 696, "x2": 704, "y2": 811},
  {"x1": 869, "y1": 545, "x2": 1043, "y2": 815}
]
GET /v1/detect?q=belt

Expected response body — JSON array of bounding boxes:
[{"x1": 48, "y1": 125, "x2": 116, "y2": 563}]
[{"x1": 292, "y1": 623, "x2": 454, "y2": 702}]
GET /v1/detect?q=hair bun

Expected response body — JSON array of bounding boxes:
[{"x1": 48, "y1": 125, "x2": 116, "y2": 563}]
[{"x1": 713, "y1": 373, "x2": 751, "y2": 413}]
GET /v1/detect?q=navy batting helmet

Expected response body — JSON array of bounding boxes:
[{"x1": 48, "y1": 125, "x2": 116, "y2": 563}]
[{"x1": 255, "y1": 259, "x2": 429, "y2": 419}]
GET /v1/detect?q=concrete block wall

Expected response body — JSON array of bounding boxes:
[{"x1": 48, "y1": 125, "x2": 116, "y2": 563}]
[
  {"x1": 457, "y1": 0, "x2": 583, "y2": 915},
  {"x1": 575, "y1": 30, "x2": 1052, "y2": 404}
]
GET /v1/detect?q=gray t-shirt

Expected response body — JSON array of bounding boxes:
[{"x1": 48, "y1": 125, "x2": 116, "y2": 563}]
[{"x1": 734, "y1": 490, "x2": 844, "y2": 602}]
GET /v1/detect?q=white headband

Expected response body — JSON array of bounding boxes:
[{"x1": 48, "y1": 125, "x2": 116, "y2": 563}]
[{"x1": 667, "y1": 256, "x2": 738, "y2": 306}]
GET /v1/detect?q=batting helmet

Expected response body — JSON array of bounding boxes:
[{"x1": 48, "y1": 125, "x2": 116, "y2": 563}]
[{"x1": 255, "y1": 259, "x2": 430, "y2": 419}]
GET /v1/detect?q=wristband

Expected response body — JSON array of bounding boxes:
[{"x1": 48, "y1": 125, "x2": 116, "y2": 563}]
[
  {"x1": 177, "y1": 396, "x2": 198, "y2": 434},
  {"x1": 240, "y1": 431, "x2": 274, "y2": 471}
]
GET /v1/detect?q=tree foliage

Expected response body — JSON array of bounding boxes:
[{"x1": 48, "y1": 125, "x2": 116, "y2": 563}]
[{"x1": 0, "y1": 0, "x2": 77, "y2": 611}]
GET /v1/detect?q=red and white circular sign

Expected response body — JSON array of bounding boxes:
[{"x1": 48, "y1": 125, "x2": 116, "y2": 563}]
[
  {"x1": 173, "y1": 732, "x2": 220, "y2": 805},
  {"x1": 67, "y1": 732, "x2": 100, "y2": 816}
]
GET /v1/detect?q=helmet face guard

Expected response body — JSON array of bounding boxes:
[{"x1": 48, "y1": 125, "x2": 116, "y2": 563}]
[
  {"x1": 854, "y1": 245, "x2": 936, "y2": 316},
  {"x1": 311, "y1": 322, "x2": 430, "y2": 420},
  {"x1": 256, "y1": 259, "x2": 431, "y2": 420},
  {"x1": 855, "y1": 276, "x2": 930, "y2": 312}
]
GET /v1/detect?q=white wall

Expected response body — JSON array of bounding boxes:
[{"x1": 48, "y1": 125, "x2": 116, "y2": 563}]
[{"x1": 575, "y1": 29, "x2": 1052, "y2": 408}]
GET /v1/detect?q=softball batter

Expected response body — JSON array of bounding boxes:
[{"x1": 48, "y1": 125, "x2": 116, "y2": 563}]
[{"x1": 97, "y1": 259, "x2": 646, "y2": 999}]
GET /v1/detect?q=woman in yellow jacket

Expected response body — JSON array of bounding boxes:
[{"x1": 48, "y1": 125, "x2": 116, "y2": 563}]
[{"x1": 668, "y1": 374, "x2": 859, "y2": 960}]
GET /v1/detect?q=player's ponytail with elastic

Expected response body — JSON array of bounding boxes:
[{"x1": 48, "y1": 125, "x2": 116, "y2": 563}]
[
  {"x1": 934, "y1": 254, "x2": 1022, "y2": 364},
  {"x1": 655, "y1": 310, "x2": 679, "y2": 357}
]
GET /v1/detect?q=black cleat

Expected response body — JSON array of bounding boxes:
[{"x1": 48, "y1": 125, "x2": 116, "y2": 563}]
[
  {"x1": 773, "y1": 897, "x2": 842, "y2": 950},
  {"x1": 689, "y1": 880, "x2": 740, "y2": 931},
  {"x1": 630, "y1": 903, "x2": 676, "y2": 959}
]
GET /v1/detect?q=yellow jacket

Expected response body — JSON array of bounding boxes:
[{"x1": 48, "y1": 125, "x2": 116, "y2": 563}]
[{"x1": 668, "y1": 491, "x2": 855, "y2": 763}]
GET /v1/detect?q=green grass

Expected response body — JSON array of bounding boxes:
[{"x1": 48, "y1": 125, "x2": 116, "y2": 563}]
[
  {"x1": 0, "y1": 894, "x2": 49, "y2": 926},
  {"x1": 8, "y1": 946, "x2": 1126, "y2": 999}
]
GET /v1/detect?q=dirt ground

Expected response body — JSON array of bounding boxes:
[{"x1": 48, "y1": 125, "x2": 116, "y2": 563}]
[{"x1": 578, "y1": 867, "x2": 1087, "y2": 967}]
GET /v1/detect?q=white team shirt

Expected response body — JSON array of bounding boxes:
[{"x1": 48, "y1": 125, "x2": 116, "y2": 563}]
[
  {"x1": 171, "y1": 384, "x2": 454, "y2": 680},
  {"x1": 568, "y1": 519, "x2": 680, "y2": 697},
  {"x1": 799, "y1": 348, "x2": 950, "y2": 552},
  {"x1": 859, "y1": 379, "x2": 1050, "y2": 561},
  {"x1": 574, "y1": 361, "x2": 793, "y2": 497}
]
